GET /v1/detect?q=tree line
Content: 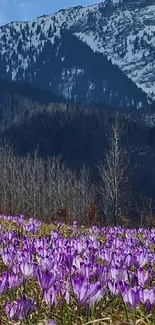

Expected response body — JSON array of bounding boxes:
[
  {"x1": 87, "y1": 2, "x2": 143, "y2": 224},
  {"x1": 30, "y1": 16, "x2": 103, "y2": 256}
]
[
  {"x1": 0, "y1": 114, "x2": 155, "y2": 228},
  {"x1": 0, "y1": 78, "x2": 155, "y2": 226}
]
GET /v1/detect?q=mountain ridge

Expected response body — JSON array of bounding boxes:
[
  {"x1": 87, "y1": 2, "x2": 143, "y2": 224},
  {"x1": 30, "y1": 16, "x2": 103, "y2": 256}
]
[{"x1": 0, "y1": 0, "x2": 154, "y2": 105}]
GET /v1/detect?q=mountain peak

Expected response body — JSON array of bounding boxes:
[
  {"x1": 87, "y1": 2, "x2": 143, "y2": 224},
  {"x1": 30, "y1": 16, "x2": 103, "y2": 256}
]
[{"x1": 0, "y1": 0, "x2": 155, "y2": 103}]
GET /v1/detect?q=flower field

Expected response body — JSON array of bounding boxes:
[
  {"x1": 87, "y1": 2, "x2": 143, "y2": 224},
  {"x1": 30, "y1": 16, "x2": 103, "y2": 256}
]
[{"x1": 0, "y1": 216, "x2": 155, "y2": 324}]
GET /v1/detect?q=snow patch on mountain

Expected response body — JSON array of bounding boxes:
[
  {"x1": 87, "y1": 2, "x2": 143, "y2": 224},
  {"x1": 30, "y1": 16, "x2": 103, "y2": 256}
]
[{"x1": 0, "y1": 0, "x2": 155, "y2": 100}]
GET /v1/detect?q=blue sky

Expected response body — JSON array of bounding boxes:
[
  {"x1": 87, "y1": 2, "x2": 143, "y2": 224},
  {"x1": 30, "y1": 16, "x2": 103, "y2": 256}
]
[{"x1": 0, "y1": 0, "x2": 101, "y2": 25}]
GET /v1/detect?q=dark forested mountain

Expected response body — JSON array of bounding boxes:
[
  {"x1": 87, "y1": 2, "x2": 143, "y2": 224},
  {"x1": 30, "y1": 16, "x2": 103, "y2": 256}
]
[
  {"x1": 0, "y1": 78, "x2": 107, "y2": 160},
  {"x1": 0, "y1": 28, "x2": 148, "y2": 110},
  {"x1": 0, "y1": 78, "x2": 69, "y2": 129},
  {"x1": 0, "y1": 0, "x2": 154, "y2": 108},
  {"x1": 0, "y1": 78, "x2": 65, "y2": 105}
]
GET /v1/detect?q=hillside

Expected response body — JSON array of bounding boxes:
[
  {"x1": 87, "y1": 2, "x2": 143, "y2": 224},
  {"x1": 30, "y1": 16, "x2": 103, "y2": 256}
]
[
  {"x1": 0, "y1": 0, "x2": 154, "y2": 107},
  {"x1": 0, "y1": 78, "x2": 66, "y2": 129}
]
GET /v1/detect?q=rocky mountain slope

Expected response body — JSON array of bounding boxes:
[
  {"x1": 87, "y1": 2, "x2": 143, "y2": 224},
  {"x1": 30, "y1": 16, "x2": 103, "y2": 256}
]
[{"x1": 0, "y1": 0, "x2": 154, "y2": 107}]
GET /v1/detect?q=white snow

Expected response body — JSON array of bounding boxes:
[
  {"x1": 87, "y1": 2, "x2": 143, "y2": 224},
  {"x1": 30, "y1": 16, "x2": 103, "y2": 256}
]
[{"x1": 0, "y1": 0, "x2": 155, "y2": 99}]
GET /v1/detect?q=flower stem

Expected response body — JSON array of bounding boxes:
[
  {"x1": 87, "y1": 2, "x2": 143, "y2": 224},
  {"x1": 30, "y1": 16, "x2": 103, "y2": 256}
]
[{"x1": 121, "y1": 294, "x2": 129, "y2": 323}]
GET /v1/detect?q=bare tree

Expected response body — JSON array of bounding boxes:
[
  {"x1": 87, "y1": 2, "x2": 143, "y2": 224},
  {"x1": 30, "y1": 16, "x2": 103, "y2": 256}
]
[
  {"x1": 136, "y1": 195, "x2": 155, "y2": 228},
  {"x1": 0, "y1": 143, "x2": 95, "y2": 224},
  {"x1": 98, "y1": 114, "x2": 130, "y2": 226}
]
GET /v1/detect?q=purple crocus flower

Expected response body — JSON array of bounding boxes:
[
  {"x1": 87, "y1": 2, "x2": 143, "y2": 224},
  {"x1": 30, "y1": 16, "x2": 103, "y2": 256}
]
[
  {"x1": 108, "y1": 280, "x2": 119, "y2": 296},
  {"x1": 2, "y1": 249, "x2": 16, "y2": 267},
  {"x1": 73, "y1": 255, "x2": 82, "y2": 270},
  {"x1": 123, "y1": 287, "x2": 140, "y2": 308},
  {"x1": 5, "y1": 295, "x2": 36, "y2": 321},
  {"x1": 64, "y1": 253, "x2": 75, "y2": 272},
  {"x1": 125, "y1": 253, "x2": 136, "y2": 268},
  {"x1": 41, "y1": 257, "x2": 55, "y2": 271},
  {"x1": 8, "y1": 273, "x2": 22, "y2": 289},
  {"x1": 0, "y1": 272, "x2": 9, "y2": 295},
  {"x1": 5, "y1": 301, "x2": 18, "y2": 320},
  {"x1": 117, "y1": 280, "x2": 130, "y2": 296},
  {"x1": 129, "y1": 272, "x2": 138, "y2": 287},
  {"x1": 20, "y1": 261, "x2": 36, "y2": 279},
  {"x1": 138, "y1": 252, "x2": 150, "y2": 268},
  {"x1": 37, "y1": 269, "x2": 57, "y2": 292},
  {"x1": 140, "y1": 288, "x2": 155, "y2": 312},
  {"x1": 23, "y1": 219, "x2": 41, "y2": 234},
  {"x1": 111, "y1": 266, "x2": 128, "y2": 282},
  {"x1": 17, "y1": 295, "x2": 36, "y2": 320},
  {"x1": 72, "y1": 275, "x2": 101, "y2": 306},
  {"x1": 44, "y1": 288, "x2": 58, "y2": 306},
  {"x1": 88, "y1": 286, "x2": 106, "y2": 308},
  {"x1": 48, "y1": 320, "x2": 56, "y2": 325},
  {"x1": 137, "y1": 267, "x2": 151, "y2": 287},
  {"x1": 92, "y1": 265, "x2": 109, "y2": 285},
  {"x1": 20, "y1": 260, "x2": 37, "y2": 279}
]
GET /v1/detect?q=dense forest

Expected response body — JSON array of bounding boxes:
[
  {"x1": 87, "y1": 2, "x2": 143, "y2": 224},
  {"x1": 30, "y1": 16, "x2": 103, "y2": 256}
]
[{"x1": 0, "y1": 79, "x2": 155, "y2": 225}]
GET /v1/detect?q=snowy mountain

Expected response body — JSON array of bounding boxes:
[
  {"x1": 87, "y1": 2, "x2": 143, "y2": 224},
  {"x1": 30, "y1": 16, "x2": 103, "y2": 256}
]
[{"x1": 0, "y1": 0, "x2": 155, "y2": 106}]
